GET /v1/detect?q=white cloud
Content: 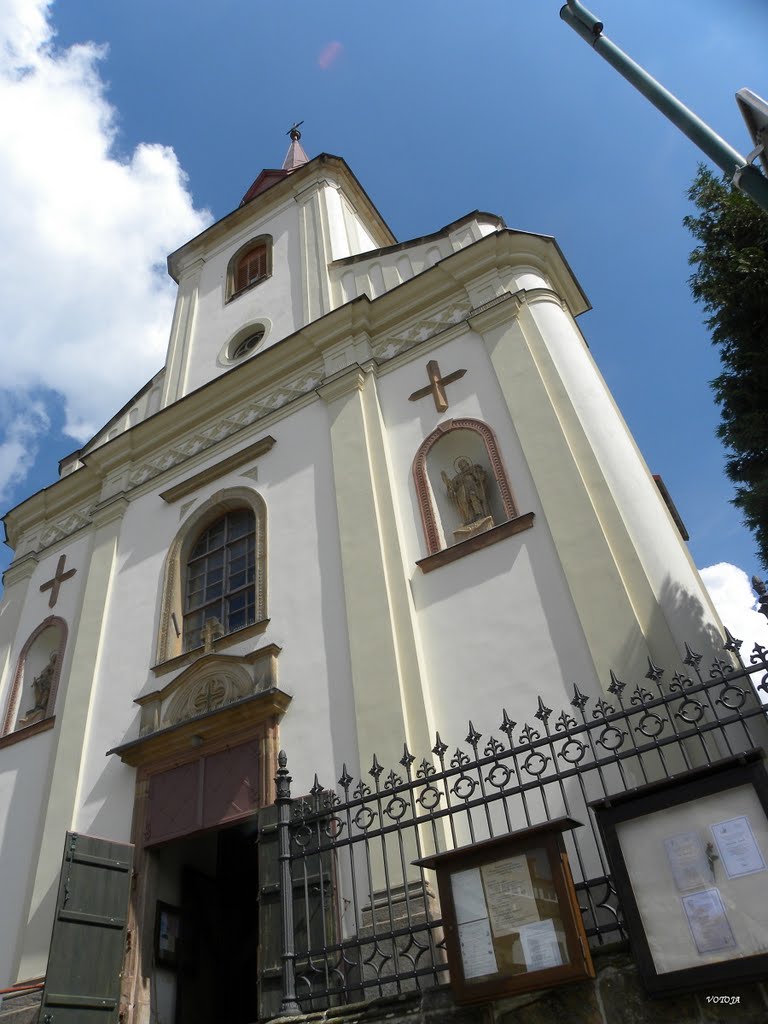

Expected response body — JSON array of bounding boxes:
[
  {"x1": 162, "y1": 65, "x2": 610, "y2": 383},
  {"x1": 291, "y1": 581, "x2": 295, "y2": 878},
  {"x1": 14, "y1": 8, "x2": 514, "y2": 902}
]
[
  {"x1": 700, "y1": 562, "x2": 768, "y2": 662},
  {"x1": 0, "y1": 0, "x2": 210, "y2": 497}
]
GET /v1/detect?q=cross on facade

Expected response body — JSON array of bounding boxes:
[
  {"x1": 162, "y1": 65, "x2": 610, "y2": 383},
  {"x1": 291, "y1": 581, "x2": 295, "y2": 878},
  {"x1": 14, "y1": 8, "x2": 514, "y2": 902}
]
[
  {"x1": 408, "y1": 360, "x2": 467, "y2": 413},
  {"x1": 39, "y1": 554, "x2": 77, "y2": 608}
]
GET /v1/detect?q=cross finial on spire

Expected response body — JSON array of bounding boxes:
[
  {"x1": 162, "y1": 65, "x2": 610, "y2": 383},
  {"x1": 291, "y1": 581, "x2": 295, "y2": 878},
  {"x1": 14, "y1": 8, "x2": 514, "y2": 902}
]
[{"x1": 282, "y1": 121, "x2": 309, "y2": 171}]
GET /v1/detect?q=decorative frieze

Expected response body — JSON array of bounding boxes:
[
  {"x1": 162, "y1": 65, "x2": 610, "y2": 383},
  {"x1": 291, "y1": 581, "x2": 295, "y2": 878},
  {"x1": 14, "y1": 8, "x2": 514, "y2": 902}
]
[{"x1": 372, "y1": 299, "x2": 473, "y2": 361}]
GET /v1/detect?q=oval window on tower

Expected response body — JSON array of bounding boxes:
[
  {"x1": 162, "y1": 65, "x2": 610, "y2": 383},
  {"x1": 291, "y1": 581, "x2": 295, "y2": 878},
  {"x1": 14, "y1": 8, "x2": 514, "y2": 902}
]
[{"x1": 231, "y1": 328, "x2": 265, "y2": 360}]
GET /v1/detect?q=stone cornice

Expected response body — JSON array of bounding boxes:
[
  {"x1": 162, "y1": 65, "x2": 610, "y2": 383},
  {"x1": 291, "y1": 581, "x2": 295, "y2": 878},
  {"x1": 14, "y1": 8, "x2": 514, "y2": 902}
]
[
  {"x1": 2, "y1": 551, "x2": 39, "y2": 588},
  {"x1": 317, "y1": 365, "x2": 369, "y2": 403},
  {"x1": 158, "y1": 435, "x2": 276, "y2": 503}
]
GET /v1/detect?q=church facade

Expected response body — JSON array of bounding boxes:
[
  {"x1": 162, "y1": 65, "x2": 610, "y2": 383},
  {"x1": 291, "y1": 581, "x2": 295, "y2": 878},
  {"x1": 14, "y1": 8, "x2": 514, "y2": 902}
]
[{"x1": 0, "y1": 135, "x2": 725, "y2": 1020}]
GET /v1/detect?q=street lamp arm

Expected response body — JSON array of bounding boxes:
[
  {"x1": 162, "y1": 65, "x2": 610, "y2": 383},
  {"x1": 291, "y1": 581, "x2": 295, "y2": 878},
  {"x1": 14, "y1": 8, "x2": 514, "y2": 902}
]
[{"x1": 559, "y1": 1, "x2": 768, "y2": 214}]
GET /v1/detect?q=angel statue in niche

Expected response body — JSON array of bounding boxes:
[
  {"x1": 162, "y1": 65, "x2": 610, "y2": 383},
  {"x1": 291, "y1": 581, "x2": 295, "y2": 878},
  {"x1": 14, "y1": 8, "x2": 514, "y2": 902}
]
[{"x1": 441, "y1": 457, "x2": 494, "y2": 540}]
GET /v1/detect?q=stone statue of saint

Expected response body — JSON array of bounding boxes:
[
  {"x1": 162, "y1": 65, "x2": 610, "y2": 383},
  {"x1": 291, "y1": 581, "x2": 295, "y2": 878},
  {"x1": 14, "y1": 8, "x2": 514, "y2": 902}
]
[
  {"x1": 442, "y1": 457, "x2": 491, "y2": 526},
  {"x1": 25, "y1": 651, "x2": 57, "y2": 718}
]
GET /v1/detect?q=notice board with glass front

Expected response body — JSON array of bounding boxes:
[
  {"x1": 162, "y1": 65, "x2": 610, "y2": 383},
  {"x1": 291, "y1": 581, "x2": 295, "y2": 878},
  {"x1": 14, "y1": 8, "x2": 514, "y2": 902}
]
[
  {"x1": 415, "y1": 818, "x2": 594, "y2": 1003},
  {"x1": 592, "y1": 750, "x2": 768, "y2": 996}
]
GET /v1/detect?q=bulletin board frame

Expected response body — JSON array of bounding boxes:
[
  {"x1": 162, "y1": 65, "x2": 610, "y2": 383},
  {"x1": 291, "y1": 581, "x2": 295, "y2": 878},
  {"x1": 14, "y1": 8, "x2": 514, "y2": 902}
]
[
  {"x1": 592, "y1": 750, "x2": 768, "y2": 997},
  {"x1": 414, "y1": 817, "x2": 594, "y2": 1004}
]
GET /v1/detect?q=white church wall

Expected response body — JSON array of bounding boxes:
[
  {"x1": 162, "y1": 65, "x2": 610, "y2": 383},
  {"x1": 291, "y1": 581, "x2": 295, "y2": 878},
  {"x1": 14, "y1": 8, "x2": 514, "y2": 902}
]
[
  {"x1": 527, "y1": 296, "x2": 724, "y2": 653},
  {"x1": 0, "y1": 535, "x2": 91, "y2": 711},
  {"x1": 179, "y1": 202, "x2": 304, "y2": 397},
  {"x1": 72, "y1": 397, "x2": 359, "y2": 834},
  {"x1": 0, "y1": 730, "x2": 52, "y2": 986},
  {"x1": 375, "y1": 328, "x2": 603, "y2": 753}
]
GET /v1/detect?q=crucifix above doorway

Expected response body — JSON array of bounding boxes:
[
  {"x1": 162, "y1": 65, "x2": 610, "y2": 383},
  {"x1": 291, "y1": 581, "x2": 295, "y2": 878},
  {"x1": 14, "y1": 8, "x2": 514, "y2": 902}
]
[{"x1": 408, "y1": 359, "x2": 467, "y2": 413}]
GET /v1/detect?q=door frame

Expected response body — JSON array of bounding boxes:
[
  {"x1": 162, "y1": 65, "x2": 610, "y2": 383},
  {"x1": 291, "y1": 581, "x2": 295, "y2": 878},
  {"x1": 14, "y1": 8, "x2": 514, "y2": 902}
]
[{"x1": 116, "y1": 713, "x2": 282, "y2": 1024}]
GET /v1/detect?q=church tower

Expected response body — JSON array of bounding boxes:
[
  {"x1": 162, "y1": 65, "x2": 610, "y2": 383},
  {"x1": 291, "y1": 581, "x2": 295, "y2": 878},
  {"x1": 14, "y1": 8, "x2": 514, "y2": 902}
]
[{"x1": 0, "y1": 134, "x2": 728, "y2": 1017}]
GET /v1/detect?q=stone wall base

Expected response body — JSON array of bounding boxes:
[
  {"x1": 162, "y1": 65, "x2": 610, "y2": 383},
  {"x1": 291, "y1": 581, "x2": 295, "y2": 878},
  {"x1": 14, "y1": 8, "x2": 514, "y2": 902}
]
[
  {"x1": 0, "y1": 983, "x2": 43, "y2": 1024},
  {"x1": 272, "y1": 946, "x2": 768, "y2": 1024}
]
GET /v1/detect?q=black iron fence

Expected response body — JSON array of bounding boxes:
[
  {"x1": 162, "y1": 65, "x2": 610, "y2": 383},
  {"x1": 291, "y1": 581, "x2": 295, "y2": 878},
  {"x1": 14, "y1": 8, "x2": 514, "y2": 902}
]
[{"x1": 273, "y1": 634, "x2": 768, "y2": 1015}]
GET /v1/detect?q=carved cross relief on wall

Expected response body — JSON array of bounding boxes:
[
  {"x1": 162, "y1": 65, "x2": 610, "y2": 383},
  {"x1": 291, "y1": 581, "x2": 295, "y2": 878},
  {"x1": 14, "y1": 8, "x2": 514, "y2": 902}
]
[
  {"x1": 39, "y1": 554, "x2": 77, "y2": 608},
  {"x1": 408, "y1": 360, "x2": 467, "y2": 413}
]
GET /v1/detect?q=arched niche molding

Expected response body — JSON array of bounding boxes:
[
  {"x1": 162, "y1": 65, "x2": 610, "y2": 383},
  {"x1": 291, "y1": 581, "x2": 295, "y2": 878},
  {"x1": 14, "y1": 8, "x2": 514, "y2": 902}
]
[
  {"x1": 156, "y1": 487, "x2": 267, "y2": 665},
  {"x1": 413, "y1": 418, "x2": 517, "y2": 555},
  {"x1": 2, "y1": 616, "x2": 67, "y2": 735}
]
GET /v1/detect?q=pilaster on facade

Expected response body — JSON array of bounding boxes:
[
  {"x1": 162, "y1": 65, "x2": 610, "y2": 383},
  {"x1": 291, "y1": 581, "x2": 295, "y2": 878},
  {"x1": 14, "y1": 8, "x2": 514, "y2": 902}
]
[
  {"x1": 161, "y1": 257, "x2": 204, "y2": 407},
  {"x1": 480, "y1": 299, "x2": 653, "y2": 688},
  {"x1": 17, "y1": 510, "x2": 123, "y2": 981},
  {"x1": 320, "y1": 365, "x2": 430, "y2": 769}
]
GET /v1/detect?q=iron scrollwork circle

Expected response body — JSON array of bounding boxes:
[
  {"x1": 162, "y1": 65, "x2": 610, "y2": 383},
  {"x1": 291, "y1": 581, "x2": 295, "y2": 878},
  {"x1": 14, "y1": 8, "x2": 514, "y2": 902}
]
[
  {"x1": 385, "y1": 796, "x2": 408, "y2": 821},
  {"x1": 354, "y1": 806, "x2": 376, "y2": 831},
  {"x1": 522, "y1": 752, "x2": 548, "y2": 778},
  {"x1": 636, "y1": 712, "x2": 665, "y2": 739},
  {"x1": 676, "y1": 698, "x2": 705, "y2": 724},
  {"x1": 453, "y1": 773, "x2": 477, "y2": 800},
  {"x1": 486, "y1": 763, "x2": 512, "y2": 789},
  {"x1": 418, "y1": 784, "x2": 441, "y2": 810},
  {"x1": 597, "y1": 726, "x2": 625, "y2": 751},
  {"x1": 559, "y1": 738, "x2": 586, "y2": 764}
]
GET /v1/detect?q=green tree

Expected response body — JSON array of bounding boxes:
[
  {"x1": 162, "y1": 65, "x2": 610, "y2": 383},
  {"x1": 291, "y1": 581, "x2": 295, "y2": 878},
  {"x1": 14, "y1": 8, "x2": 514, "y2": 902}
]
[{"x1": 684, "y1": 165, "x2": 768, "y2": 569}]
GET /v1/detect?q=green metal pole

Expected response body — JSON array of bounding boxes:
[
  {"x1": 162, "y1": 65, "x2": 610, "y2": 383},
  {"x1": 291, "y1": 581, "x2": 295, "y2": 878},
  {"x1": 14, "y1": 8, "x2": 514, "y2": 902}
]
[{"x1": 560, "y1": 1, "x2": 768, "y2": 214}]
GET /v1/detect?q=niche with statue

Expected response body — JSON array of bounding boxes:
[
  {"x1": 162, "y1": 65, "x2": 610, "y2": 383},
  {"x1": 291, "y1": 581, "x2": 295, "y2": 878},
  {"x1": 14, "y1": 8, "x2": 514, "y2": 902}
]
[
  {"x1": 2, "y1": 618, "x2": 66, "y2": 735},
  {"x1": 413, "y1": 418, "x2": 518, "y2": 554}
]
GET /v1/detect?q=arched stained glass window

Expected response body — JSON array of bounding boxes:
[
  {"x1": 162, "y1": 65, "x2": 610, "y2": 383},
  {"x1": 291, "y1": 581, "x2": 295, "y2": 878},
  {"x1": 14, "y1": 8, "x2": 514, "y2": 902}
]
[{"x1": 183, "y1": 508, "x2": 257, "y2": 651}]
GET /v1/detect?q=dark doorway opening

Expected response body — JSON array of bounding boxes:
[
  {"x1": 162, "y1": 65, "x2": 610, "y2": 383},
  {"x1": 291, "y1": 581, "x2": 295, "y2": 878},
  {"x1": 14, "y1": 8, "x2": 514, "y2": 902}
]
[{"x1": 154, "y1": 822, "x2": 260, "y2": 1024}]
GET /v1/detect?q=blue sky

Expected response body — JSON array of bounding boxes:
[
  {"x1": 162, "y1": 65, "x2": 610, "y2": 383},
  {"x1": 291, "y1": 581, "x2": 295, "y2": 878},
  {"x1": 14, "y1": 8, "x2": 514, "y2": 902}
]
[{"x1": 2, "y1": 0, "x2": 768, "y2": 644}]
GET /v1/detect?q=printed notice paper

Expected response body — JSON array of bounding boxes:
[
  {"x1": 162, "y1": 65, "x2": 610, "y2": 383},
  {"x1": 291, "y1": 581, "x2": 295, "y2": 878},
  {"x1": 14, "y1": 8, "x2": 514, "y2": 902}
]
[
  {"x1": 681, "y1": 888, "x2": 738, "y2": 955},
  {"x1": 711, "y1": 816, "x2": 766, "y2": 879},
  {"x1": 519, "y1": 918, "x2": 563, "y2": 972},
  {"x1": 451, "y1": 868, "x2": 488, "y2": 925},
  {"x1": 458, "y1": 918, "x2": 499, "y2": 979},
  {"x1": 664, "y1": 831, "x2": 711, "y2": 892},
  {"x1": 481, "y1": 855, "x2": 539, "y2": 936}
]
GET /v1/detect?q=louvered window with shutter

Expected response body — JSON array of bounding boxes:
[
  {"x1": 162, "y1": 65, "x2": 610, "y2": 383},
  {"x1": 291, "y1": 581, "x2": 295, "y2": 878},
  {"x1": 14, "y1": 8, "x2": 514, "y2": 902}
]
[{"x1": 228, "y1": 236, "x2": 272, "y2": 299}]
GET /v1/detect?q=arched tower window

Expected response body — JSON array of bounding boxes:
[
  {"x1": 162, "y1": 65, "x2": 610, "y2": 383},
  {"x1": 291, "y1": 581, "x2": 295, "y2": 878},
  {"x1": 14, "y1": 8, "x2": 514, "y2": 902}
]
[
  {"x1": 413, "y1": 418, "x2": 517, "y2": 555},
  {"x1": 156, "y1": 488, "x2": 268, "y2": 664},
  {"x1": 227, "y1": 236, "x2": 272, "y2": 301},
  {"x1": 2, "y1": 617, "x2": 67, "y2": 735},
  {"x1": 183, "y1": 508, "x2": 256, "y2": 651}
]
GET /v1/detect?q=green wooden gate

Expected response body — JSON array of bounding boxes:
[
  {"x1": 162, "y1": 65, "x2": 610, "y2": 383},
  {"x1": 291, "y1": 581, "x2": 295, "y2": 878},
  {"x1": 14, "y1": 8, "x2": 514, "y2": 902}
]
[{"x1": 38, "y1": 832, "x2": 134, "y2": 1024}]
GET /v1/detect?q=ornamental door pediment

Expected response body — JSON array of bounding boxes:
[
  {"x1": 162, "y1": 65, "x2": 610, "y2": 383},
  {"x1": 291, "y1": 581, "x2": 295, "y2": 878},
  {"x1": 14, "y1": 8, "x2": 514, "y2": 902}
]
[{"x1": 108, "y1": 644, "x2": 288, "y2": 769}]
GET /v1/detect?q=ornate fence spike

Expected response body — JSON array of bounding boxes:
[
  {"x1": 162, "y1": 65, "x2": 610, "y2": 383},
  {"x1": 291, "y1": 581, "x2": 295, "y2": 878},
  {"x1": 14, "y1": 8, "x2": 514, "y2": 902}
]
[
  {"x1": 310, "y1": 773, "x2": 324, "y2": 797},
  {"x1": 630, "y1": 684, "x2": 654, "y2": 706},
  {"x1": 683, "y1": 642, "x2": 703, "y2": 668},
  {"x1": 400, "y1": 743, "x2": 415, "y2": 770},
  {"x1": 432, "y1": 732, "x2": 448, "y2": 758},
  {"x1": 555, "y1": 708, "x2": 577, "y2": 732},
  {"x1": 338, "y1": 764, "x2": 353, "y2": 790},
  {"x1": 499, "y1": 709, "x2": 516, "y2": 738},
  {"x1": 535, "y1": 696, "x2": 553, "y2": 723},
  {"x1": 571, "y1": 684, "x2": 589, "y2": 710},
  {"x1": 518, "y1": 721, "x2": 540, "y2": 744},
  {"x1": 465, "y1": 720, "x2": 482, "y2": 747},
  {"x1": 369, "y1": 753, "x2": 384, "y2": 780},
  {"x1": 645, "y1": 657, "x2": 664, "y2": 684},
  {"x1": 607, "y1": 670, "x2": 625, "y2": 696},
  {"x1": 723, "y1": 626, "x2": 744, "y2": 653}
]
